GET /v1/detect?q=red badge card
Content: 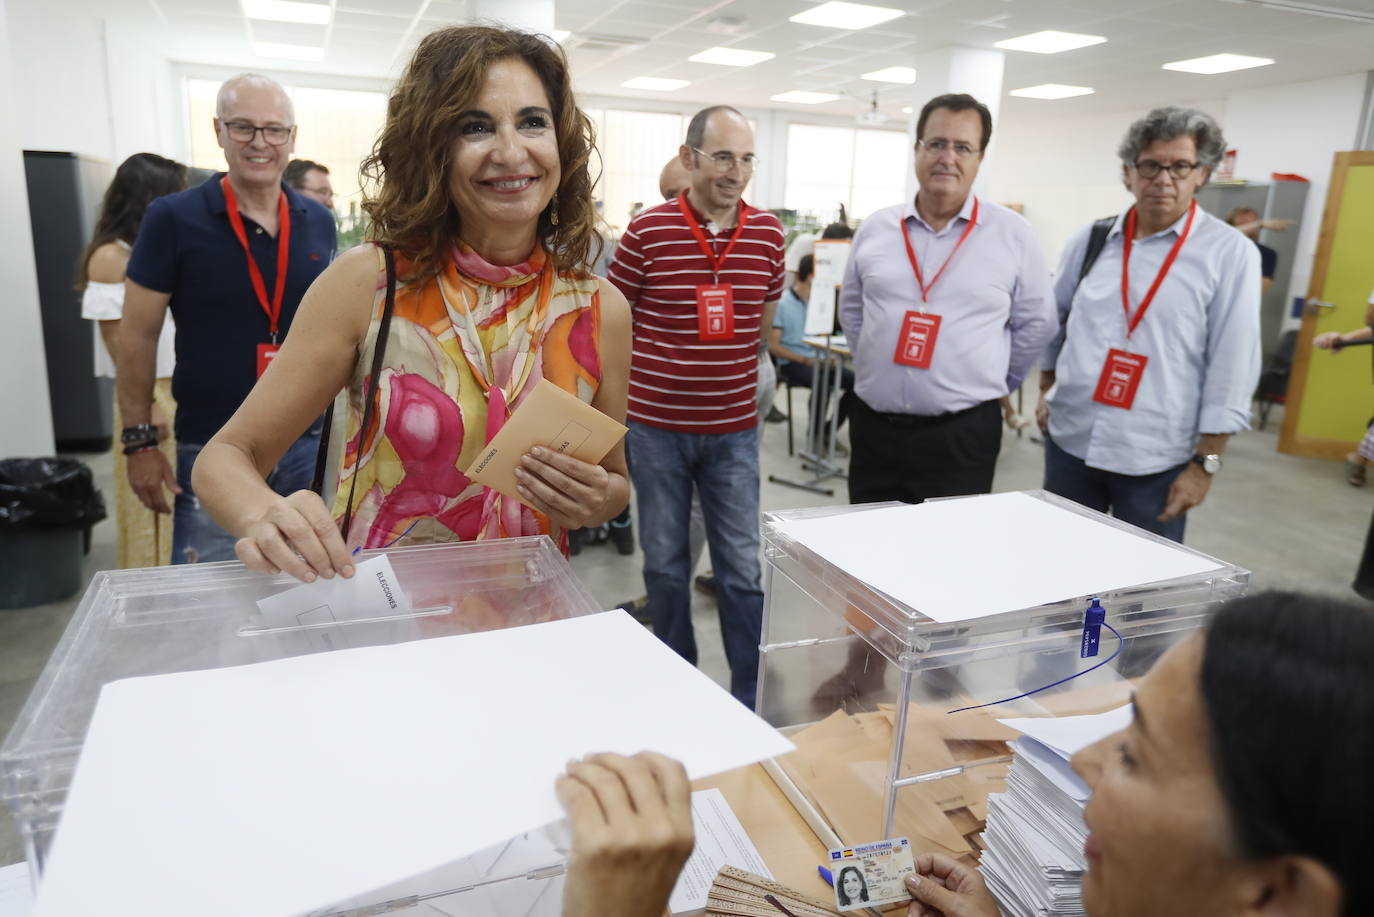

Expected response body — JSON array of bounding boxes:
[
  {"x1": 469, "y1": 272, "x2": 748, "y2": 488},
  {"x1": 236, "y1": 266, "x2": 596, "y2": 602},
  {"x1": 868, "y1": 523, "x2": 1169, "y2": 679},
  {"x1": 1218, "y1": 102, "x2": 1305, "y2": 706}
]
[
  {"x1": 696, "y1": 284, "x2": 735, "y2": 341},
  {"x1": 892, "y1": 311, "x2": 941, "y2": 369},
  {"x1": 1092, "y1": 348, "x2": 1148, "y2": 410},
  {"x1": 257, "y1": 343, "x2": 281, "y2": 380}
]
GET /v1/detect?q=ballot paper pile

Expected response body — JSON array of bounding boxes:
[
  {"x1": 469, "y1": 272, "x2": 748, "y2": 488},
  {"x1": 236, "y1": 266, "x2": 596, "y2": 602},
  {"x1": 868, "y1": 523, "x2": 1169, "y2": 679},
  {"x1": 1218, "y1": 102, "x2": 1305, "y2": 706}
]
[{"x1": 980, "y1": 708, "x2": 1131, "y2": 917}]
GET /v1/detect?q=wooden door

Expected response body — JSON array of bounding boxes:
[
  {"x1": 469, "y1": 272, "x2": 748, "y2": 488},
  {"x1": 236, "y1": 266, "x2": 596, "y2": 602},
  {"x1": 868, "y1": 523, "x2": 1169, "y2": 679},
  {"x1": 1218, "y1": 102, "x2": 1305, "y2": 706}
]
[{"x1": 1280, "y1": 151, "x2": 1374, "y2": 459}]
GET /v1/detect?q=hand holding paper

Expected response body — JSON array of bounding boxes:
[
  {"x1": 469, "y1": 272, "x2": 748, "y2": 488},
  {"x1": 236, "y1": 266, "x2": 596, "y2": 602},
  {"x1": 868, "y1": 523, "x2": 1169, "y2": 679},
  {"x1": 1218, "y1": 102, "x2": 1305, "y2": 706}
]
[{"x1": 465, "y1": 380, "x2": 627, "y2": 523}]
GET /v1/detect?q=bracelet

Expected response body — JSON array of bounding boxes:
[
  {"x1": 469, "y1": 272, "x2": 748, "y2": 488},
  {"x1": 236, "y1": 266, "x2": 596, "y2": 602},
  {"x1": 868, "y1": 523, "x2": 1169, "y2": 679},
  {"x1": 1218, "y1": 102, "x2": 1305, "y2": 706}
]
[
  {"x1": 120, "y1": 423, "x2": 158, "y2": 444},
  {"x1": 122, "y1": 441, "x2": 159, "y2": 456}
]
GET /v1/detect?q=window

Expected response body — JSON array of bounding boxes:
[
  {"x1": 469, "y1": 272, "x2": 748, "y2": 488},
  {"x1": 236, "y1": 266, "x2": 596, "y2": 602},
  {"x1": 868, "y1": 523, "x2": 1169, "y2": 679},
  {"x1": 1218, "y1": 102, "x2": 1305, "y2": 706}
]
[{"x1": 784, "y1": 123, "x2": 909, "y2": 223}]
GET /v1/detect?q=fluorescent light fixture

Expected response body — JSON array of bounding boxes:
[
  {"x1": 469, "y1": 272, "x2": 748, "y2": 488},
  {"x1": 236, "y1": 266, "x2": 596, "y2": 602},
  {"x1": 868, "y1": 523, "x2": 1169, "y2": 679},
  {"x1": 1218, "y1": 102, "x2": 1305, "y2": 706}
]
[
  {"x1": 862, "y1": 65, "x2": 916, "y2": 83},
  {"x1": 789, "y1": 1, "x2": 904, "y2": 30},
  {"x1": 994, "y1": 30, "x2": 1106, "y2": 54},
  {"x1": 1162, "y1": 52, "x2": 1274, "y2": 74},
  {"x1": 901, "y1": 106, "x2": 913, "y2": 114},
  {"x1": 548, "y1": 29, "x2": 571, "y2": 43},
  {"x1": 253, "y1": 41, "x2": 325, "y2": 61},
  {"x1": 241, "y1": 0, "x2": 331, "y2": 25},
  {"x1": 621, "y1": 76, "x2": 690, "y2": 91},
  {"x1": 771, "y1": 90, "x2": 842, "y2": 104},
  {"x1": 1009, "y1": 83, "x2": 1095, "y2": 100},
  {"x1": 689, "y1": 47, "x2": 776, "y2": 66}
]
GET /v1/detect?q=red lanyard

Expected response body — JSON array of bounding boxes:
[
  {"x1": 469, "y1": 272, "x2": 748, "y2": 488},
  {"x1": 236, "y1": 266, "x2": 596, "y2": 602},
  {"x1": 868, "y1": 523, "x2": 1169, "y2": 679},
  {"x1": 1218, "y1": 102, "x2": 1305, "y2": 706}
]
[
  {"x1": 678, "y1": 192, "x2": 747, "y2": 282},
  {"x1": 900, "y1": 197, "x2": 979, "y2": 306},
  {"x1": 1120, "y1": 200, "x2": 1196, "y2": 339},
  {"x1": 222, "y1": 177, "x2": 291, "y2": 343}
]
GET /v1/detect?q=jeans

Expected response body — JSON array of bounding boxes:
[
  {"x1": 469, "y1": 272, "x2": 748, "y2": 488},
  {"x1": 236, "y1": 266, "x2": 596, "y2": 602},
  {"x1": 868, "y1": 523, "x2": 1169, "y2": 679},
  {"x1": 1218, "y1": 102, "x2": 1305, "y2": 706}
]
[
  {"x1": 172, "y1": 418, "x2": 325, "y2": 564},
  {"x1": 628, "y1": 421, "x2": 763, "y2": 708},
  {"x1": 1042, "y1": 436, "x2": 1188, "y2": 543}
]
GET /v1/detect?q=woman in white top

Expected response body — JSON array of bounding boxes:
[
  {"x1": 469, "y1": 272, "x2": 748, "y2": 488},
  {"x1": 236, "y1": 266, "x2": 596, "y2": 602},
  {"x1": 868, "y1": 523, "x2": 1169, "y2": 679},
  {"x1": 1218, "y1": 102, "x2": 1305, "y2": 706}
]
[{"x1": 77, "y1": 152, "x2": 185, "y2": 568}]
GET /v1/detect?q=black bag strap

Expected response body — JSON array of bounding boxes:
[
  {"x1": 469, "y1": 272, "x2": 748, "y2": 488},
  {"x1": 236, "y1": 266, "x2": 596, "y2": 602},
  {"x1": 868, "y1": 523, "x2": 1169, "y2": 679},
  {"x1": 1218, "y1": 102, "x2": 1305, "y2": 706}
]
[
  {"x1": 1074, "y1": 215, "x2": 1117, "y2": 293},
  {"x1": 312, "y1": 247, "x2": 397, "y2": 543}
]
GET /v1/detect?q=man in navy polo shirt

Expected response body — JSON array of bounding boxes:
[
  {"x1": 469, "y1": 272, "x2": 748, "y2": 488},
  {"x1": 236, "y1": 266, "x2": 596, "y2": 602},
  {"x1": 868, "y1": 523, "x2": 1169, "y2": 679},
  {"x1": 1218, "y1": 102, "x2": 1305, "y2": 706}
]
[{"x1": 117, "y1": 73, "x2": 336, "y2": 564}]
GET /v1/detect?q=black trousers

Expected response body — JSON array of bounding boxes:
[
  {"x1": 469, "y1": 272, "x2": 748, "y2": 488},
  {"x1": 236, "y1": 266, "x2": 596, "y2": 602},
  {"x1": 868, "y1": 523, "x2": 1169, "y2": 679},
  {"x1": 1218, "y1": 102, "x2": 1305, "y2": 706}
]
[
  {"x1": 847, "y1": 395, "x2": 1002, "y2": 505},
  {"x1": 1356, "y1": 508, "x2": 1374, "y2": 601}
]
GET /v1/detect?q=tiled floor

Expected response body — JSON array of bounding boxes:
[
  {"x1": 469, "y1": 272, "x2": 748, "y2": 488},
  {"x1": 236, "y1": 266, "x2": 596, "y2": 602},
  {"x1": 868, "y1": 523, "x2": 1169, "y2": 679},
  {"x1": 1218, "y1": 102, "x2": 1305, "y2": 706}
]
[{"x1": 1, "y1": 398, "x2": 1370, "y2": 864}]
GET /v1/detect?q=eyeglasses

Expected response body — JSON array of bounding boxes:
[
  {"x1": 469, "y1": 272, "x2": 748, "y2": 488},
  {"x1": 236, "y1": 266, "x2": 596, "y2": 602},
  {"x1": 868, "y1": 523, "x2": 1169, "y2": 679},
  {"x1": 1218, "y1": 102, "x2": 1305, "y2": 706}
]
[
  {"x1": 221, "y1": 121, "x2": 294, "y2": 146},
  {"x1": 1133, "y1": 159, "x2": 1201, "y2": 180},
  {"x1": 917, "y1": 139, "x2": 981, "y2": 158},
  {"x1": 691, "y1": 147, "x2": 759, "y2": 173}
]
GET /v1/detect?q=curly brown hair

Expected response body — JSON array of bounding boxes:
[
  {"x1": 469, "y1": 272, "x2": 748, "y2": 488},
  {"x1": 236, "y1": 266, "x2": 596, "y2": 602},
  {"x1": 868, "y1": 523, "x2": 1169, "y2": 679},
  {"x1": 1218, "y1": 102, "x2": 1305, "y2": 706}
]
[{"x1": 360, "y1": 25, "x2": 599, "y2": 277}]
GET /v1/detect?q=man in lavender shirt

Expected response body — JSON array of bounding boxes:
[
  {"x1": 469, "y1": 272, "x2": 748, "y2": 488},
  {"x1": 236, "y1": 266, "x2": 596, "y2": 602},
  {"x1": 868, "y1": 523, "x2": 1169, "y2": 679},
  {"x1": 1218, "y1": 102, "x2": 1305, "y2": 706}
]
[{"x1": 838, "y1": 93, "x2": 1057, "y2": 505}]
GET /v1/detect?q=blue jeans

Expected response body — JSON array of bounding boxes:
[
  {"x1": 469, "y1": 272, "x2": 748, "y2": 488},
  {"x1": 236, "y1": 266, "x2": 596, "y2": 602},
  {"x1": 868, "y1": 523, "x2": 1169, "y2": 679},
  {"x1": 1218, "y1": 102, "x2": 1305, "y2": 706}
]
[
  {"x1": 1043, "y1": 436, "x2": 1188, "y2": 543},
  {"x1": 628, "y1": 422, "x2": 763, "y2": 708},
  {"x1": 173, "y1": 419, "x2": 324, "y2": 564}
]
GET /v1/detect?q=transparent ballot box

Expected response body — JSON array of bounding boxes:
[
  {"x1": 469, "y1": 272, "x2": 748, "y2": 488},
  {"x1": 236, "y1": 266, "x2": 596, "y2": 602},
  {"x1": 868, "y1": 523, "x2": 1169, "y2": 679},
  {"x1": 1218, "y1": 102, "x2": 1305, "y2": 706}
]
[
  {"x1": 756, "y1": 491, "x2": 1250, "y2": 856},
  {"x1": 1, "y1": 536, "x2": 600, "y2": 915}
]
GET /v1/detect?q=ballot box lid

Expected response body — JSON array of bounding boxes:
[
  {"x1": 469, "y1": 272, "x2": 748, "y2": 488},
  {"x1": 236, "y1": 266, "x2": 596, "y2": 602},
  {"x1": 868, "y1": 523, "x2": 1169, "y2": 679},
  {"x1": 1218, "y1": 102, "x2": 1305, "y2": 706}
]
[{"x1": 759, "y1": 490, "x2": 1251, "y2": 670}]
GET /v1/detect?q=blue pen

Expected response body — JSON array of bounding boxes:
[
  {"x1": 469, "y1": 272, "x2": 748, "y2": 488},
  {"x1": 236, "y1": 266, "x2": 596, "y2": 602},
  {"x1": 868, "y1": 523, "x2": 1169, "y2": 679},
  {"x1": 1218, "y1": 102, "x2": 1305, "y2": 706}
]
[
  {"x1": 817, "y1": 865, "x2": 833, "y2": 887},
  {"x1": 352, "y1": 519, "x2": 420, "y2": 556}
]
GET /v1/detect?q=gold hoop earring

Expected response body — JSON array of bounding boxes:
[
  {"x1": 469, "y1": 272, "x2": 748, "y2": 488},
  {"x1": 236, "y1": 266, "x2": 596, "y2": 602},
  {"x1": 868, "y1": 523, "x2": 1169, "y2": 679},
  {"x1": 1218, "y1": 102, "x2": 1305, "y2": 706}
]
[{"x1": 549, "y1": 199, "x2": 560, "y2": 226}]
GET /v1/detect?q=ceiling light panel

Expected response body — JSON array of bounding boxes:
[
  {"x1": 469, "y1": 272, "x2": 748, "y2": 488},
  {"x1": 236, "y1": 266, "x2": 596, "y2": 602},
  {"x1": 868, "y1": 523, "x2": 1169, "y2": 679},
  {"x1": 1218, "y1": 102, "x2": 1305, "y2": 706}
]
[
  {"x1": 689, "y1": 47, "x2": 776, "y2": 66},
  {"x1": 621, "y1": 76, "x2": 690, "y2": 91},
  {"x1": 1009, "y1": 83, "x2": 1095, "y2": 99},
  {"x1": 241, "y1": 0, "x2": 331, "y2": 25},
  {"x1": 253, "y1": 41, "x2": 326, "y2": 61},
  {"x1": 771, "y1": 90, "x2": 842, "y2": 103},
  {"x1": 548, "y1": 29, "x2": 571, "y2": 43},
  {"x1": 862, "y1": 65, "x2": 916, "y2": 83},
  {"x1": 789, "y1": 1, "x2": 904, "y2": 30},
  {"x1": 994, "y1": 30, "x2": 1106, "y2": 54},
  {"x1": 1161, "y1": 53, "x2": 1275, "y2": 74}
]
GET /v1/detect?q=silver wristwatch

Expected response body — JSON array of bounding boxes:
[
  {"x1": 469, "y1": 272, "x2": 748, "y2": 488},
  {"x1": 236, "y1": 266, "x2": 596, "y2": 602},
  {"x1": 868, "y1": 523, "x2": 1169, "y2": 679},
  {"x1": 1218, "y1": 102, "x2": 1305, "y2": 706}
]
[{"x1": 1191, "y1": 453, "x2": 1223, "y2": 474}]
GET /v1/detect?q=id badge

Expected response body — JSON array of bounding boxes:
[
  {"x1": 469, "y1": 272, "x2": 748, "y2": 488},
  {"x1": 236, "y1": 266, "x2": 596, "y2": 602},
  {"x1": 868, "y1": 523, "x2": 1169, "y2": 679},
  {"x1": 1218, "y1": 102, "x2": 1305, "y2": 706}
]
[
  {"x1": 827, "y1": 838, "x2": 915, "y2": 912},
  {"x1": 696, "y1": 284, "x2": 735, "y2": 341},
  {"x1": 1092, "y1": 348, "x2": 1148, "y2": 409},
  {"x1": 256, "y1": 343, "x2": 281, "y2": 379},
  {"x1": 892, "y1": 311, "x2": 941, "y2": 369}
]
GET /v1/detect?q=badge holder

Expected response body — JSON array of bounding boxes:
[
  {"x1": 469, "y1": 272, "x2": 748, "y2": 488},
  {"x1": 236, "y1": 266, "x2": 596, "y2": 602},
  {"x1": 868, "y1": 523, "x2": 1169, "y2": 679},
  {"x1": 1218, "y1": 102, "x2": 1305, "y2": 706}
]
[{"x1": 770, "y1": 287, "x2": 848, "y2": 497}]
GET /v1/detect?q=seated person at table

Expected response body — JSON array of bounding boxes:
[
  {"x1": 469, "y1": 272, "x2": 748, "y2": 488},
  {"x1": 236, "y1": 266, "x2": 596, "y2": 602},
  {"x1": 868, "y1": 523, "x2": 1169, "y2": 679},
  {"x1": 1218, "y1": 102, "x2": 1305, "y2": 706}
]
[
  {"x1": 770, "y1": 253, "x2": 855, "y2": 436},
  {"x1": 902, "y1": 590, "x2": 1372, "y2": 917}
]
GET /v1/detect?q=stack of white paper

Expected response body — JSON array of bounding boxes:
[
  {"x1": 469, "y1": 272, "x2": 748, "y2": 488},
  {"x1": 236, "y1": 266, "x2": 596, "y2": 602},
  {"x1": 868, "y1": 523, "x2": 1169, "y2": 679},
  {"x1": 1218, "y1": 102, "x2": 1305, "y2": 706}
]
[{"x1": 980, "y1": 707, "x2": 1131, "y2": 917}]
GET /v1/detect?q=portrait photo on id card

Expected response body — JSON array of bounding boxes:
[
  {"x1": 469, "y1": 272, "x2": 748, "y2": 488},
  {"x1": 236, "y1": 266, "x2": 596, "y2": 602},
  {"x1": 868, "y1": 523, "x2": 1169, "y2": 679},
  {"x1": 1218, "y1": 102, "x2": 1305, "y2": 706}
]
[{"x1": 828, "y1": 838, "x2": 915, "y2": 912}]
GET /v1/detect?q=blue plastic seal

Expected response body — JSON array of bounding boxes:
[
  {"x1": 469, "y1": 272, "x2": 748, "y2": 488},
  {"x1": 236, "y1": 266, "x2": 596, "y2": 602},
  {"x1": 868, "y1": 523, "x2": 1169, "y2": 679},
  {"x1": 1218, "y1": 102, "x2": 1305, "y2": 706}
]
[{"x1": 1081, "y1": 597, "x2": 1106, "y2": 658}]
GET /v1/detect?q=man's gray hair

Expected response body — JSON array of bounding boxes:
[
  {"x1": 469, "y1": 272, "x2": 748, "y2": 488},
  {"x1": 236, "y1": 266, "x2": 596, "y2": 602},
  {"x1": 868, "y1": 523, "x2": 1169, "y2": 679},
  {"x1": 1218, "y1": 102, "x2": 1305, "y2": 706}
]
[
  {"x1": 216, "y1": 72, "x2": 293, "y2": 121},
  {"x1": 1118, "y1": 106, "x2": 1227, "y2": 171}
]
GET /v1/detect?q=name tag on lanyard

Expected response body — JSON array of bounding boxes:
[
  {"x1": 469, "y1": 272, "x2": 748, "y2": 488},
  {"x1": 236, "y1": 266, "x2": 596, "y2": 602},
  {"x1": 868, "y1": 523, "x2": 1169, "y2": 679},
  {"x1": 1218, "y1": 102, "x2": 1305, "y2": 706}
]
[
  {"x1": 696, "y1": 284, "x2": 735, "y2": 340},
  {"x1": 893, "y1": 198, "x2": 978, "y2": 369},
  {"x1": 679, "y1": 192, "x2": 746, "y2": 342},
  {"x1": 1095, "y1": 202, "x2": 1197, "y2": 410},
  {"x1": 222, "y1": 177, "x2": 291, "y2": 380}
]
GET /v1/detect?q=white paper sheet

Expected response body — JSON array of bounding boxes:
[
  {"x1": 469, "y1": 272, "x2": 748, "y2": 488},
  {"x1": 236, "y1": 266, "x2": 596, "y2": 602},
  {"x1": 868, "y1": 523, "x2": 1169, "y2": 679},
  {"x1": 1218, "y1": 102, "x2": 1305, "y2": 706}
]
[
  {"x1": 0, "y1": 863, "x2": 32, "y2": 917},
  {"x1": 668, "y1": 789, "x2": 772, "y2": 917},
  {"x1": 256, "y1": 554, "x2": 411, "y2": 626},
  {"x1": 804, "y1": 240, "x2": 850, "y2": 335},
  {"x1": 32, "y1": 610, "x2": 794, "y2": 917},
  {"x1": 772, "y1": 492, "x2": 1224, "y2": 622},
  {"x1": 997, "y1": 705, "x2": 1133, "y2": 759}
]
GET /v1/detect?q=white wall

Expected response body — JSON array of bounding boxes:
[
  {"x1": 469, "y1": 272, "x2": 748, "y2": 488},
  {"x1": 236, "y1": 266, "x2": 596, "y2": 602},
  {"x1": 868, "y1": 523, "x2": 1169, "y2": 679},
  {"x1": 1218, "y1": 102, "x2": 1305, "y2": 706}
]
[
  {"x1": 0, "y1": 0, "x2": 54, "y2": 455},
  {"x1": 8, "y1": 0, "x2": 114, "y2": 161},
  {"x1": 1220, "y1": 72, "x2": 1369, "y2": 310},
  {"x1": 986, "y1": 73, "x2": 1370, "y2": 297}
]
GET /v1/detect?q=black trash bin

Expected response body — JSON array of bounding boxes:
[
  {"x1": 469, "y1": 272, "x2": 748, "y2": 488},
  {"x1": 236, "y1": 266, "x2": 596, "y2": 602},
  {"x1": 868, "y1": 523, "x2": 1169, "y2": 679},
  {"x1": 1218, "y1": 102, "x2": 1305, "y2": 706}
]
[{"x1": 0, "y1": 458, "x2": 106, "y2": 609}]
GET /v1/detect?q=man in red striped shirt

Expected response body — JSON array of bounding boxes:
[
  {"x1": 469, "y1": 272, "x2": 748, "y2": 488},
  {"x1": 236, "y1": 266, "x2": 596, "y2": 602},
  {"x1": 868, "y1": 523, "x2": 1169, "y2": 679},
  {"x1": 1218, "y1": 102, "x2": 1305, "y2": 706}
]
[{"x1": 608, "y1": 106, "x2": 785, "y2": 709}]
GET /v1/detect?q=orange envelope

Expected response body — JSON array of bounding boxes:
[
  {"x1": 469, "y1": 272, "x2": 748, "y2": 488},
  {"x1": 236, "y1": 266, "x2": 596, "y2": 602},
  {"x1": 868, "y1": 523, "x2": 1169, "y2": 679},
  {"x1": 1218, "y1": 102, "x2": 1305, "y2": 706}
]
[{"x1": 464, "y1": 379, "x2": 628, "y2": 507}]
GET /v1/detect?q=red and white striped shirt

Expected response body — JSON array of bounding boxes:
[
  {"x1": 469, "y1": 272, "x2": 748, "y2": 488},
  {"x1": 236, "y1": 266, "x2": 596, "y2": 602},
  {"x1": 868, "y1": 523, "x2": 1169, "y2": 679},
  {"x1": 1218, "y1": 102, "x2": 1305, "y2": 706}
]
[{"x1": 608, "y1": 195, "x2": 785, "y2": 433}]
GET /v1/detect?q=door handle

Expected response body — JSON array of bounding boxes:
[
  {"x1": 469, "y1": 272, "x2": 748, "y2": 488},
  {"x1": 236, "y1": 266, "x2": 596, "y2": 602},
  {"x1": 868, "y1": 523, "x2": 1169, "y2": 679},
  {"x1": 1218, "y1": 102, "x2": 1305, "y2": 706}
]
[{"x1": 1306, "y1": 298, "x2": 1338, "y2": 314}]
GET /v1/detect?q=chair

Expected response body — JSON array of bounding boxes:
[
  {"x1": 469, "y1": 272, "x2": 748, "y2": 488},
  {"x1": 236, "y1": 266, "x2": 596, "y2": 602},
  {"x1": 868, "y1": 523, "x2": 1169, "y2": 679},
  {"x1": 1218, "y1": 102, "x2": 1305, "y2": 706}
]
[{"x1": 1254, "y1": 330, "x2": 1297, "y2": 430}]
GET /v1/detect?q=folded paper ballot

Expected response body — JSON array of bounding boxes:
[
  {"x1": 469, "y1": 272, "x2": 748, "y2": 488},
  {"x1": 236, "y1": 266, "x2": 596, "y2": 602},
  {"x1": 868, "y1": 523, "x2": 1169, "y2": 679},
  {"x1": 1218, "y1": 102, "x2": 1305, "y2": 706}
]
[
  {"x1": 465, "y1": 379, "x2": 627, "y2": 506},
  {"x1": 31, "y1": 610, "x2": 794, "y2": 917}
]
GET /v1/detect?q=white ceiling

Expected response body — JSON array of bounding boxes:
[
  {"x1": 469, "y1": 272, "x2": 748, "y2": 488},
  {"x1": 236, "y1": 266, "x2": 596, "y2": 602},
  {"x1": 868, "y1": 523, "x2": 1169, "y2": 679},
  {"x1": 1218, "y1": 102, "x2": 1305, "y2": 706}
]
[{"x1": 46, "y1": 0, "x2": 1374, "y2": 119}]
